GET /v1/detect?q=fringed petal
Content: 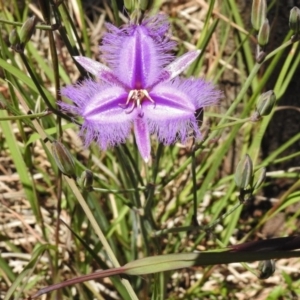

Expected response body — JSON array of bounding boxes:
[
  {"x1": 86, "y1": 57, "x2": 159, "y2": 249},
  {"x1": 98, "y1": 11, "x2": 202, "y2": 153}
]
[
  {"x1": 171, "y1": 78, "x2": 222, "y2": 109},
  {"x1": 80, "y1": 117, "x2": 132, "y2": 150},
  {"x1": 142, "y1": 98, "x2": 198, "y2": 145},
  {"x1": 100, "y1": 15, "x2": 176, "y2": 88},
  {"x1": 147, "y1": 117, "x2": 200, "y2": 145},
  {"x1": 149, "y1": 83, "x2": 196, "y2": 113},
  {"x1": 82, "y1": 86, "x2": 128, "y2": 120},
  {"x1": 60, "y1": 79, "x2": 105, "y2": 112},
  {"x1": 61, "y1": 81, "x2": 135, "y2": 149}
]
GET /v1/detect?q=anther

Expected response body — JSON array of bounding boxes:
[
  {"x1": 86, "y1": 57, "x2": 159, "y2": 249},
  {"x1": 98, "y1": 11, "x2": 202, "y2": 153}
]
[{"x1": 119, "y1": 89, "x2": 156, "y2": 114}]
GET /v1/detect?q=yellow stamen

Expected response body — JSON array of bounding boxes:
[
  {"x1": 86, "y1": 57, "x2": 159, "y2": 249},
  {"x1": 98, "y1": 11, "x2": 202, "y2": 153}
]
[{"x1": 119, "y1": 89, "x2": 156, "y2": 114}]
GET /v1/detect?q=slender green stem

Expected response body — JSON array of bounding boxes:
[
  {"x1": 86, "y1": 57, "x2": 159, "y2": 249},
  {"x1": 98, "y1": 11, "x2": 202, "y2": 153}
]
[
  {"x1": 0, "y1": 111, "x2": 50, "y2": 120},
  {"x1": 92, "y1": 186, "x2": 146, "y2": 193},
  {"x1": 153, "y1": 225, "x2": 201, "y2": 237},
  {"x1": 205, "y1": 112, "x2": 241, "y2": 121},
  {"x1": 264, "y1": 37, "x2": 296, "y2": 62},
  {"x1": 0, "y1": 18, "x2": 52, "y2": 30},
  {"x1": 212, "y1": 117, "x2": 252, "y2": 130},
  {"x1": 191, "y1": 148, "x2": 198, "y2": 224},
  {"x1": 153, "y1": 194, "x2": 245, "y2": 237},
  {"x1": 205, "y1": 202, "x2": 243, "y2": 230}
]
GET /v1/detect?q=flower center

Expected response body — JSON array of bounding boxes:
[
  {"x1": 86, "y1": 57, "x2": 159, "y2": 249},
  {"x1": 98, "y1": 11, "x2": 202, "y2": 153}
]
[{"x1": 119, "y1": 89, "x2": 155, "y2": 117}]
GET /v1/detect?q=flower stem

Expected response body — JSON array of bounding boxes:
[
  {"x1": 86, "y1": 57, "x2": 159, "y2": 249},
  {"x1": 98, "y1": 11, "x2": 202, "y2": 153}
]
[
  {"x1": 0, "y1": 110, "x2": 50, "y2": 121},
  {"x1": 92, "y1": 186, "x2": 146, "y2": 193},
  {"x1": 0, "y1": 18, "x2": 52, "y2": 30},
  {"x1": 191, "y1": 146, "x2": 198, "y2": 225},
  {"x1": 152, "y1": 194, "x2": 245, "y2": 237},
  {"x1": 18, "y1": 99, "x2": 139, "y2": 300},
  {"x1": 212, "y1": 117, "x2": 252, "y2": 130}
]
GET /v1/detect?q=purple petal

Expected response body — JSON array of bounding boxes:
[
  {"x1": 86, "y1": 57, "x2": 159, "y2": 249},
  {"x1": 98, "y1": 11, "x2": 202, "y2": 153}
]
[
  {"x1": 61, "y1": 80, "x2": 135, "y2": 149},
  {"x1": 141, "y1": 84, "x2": 198, "y2": 144},
  {"x1": 148, "y1": 117, "x2": 200, "y2": 145},
  {"x1": 170, "y1": 78, "x2": 222, "y2": 109},
  {"x1": 60, "y1": 79, "x2": 104, "y2": 113},
  {"x1": 149, "y1": 82, "x2": 196, "y2": 113},
  {"x1": 142, "y1": 78, "x2": 220, "y2": 144},
  {"x1": 141, "y1": 14, "x2": 173, "y2": 43},
  {"x1": 133, "y1": 116, "x2": 151, "y2": 162},
  {"x1": 82, "y1": 86, "x2": 128, "y2": 119},
  {"x1": 80, "y1": 117, "x2": 132, "y2": 150},
  {"x1": 101, "y1": 16, "x2": 176, "y2": 88},
  {"x1": 143, "y1": 99, "x2": 199, "y2": 144}
]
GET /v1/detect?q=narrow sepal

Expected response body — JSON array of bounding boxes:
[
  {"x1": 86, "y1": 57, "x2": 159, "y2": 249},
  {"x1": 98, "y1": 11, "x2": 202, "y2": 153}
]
[{"x1": 162, "y1": 50, "x2": 201, "y2": 83}]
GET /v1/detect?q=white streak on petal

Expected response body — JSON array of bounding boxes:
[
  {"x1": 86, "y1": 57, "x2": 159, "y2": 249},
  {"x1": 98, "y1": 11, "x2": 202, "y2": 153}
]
[
  {"x1": 163, "y1": 50, "x2": 201, "y2": 82},
  {"x1": 74, "y1": 56, "x2": 110, "y2": 75},
  {"x1": 148, "y1": 83, "x2": 195, "y2": 116},
  {"x1": 74, "y1": 56, "x2": 126, "y2": 87}
]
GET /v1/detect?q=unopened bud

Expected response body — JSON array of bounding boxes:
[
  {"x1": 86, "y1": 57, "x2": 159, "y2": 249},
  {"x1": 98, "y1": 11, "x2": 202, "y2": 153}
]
[
  {"x1": 289, "y1": 7, "x2": 300, "y2": 34},
  {"x1": 253, "y1": 167, "x2": 267, "y2": 190},
  {"x1": 77, "y1": 170, "x2": 93, "y2": 191},
  {"x1": 251, "y1": 0, "x2": 267, "y2": 31},
  {"x1": 124, "y1": 0, "x2": 135, "y2": 12},
  {"x1": 258, "y1": 260, "x2": 276, "y2": 279},
  {"x1": 51, "y1": 141, "x2": 76, "y2": 177},
  {"x1": 19, "y1": 16, "x2": 37, "y2": 46},
  {"x1": 140, "y1": 0, "x2": 154, "y2": 11},
  {"x1": 258, "y1": 19, "x2": 270, "y2": 47},
  {"x1": 256, "y1": 90, "x2": 276, "y2": 117},
  {"x1": 9, "y1": 29, "x2": 20, "y2": 47},
  {"x1": 234, "y1": 154, "x2": 253, "y2": 189}
]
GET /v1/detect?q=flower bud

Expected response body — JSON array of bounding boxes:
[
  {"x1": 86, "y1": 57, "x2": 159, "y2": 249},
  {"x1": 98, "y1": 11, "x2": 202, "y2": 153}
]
[
  {"x1": 251, "y1": 0, "x2": 267, "y2": 31},
  {"x1": 289, "y1": 7, "x2": 300, "y2": 34},
  {"x1": 9, "y1": 29, "x2": 20, "y2": 47},
  {"x1": 234, "y1": 154, "x2": 253, "y2": 189},
  {"x1": 258, "y1": 260, "x2": 276, "y2": 279},
  {"x1": 124, "y1": 0, "x2": 135, "y2": 12},
  {"x1": 19, "y1": 16, "x2": 37, "y2": 46},
  {"x1": 51, "y1": 141, "x2": 76, "y2": 178},
  {"x1": 253, "y1": 167, "x2": 266, "y2": 190},
  {"x1": 256, "y1": 90, "x2": 276, "y2": 117},
  {"x1": 258, "y1": 19, "x2": 270, "y2": 47},
  {"x1": 77, "y1": 170, "x2": 94, "y2": 191},
  {"x1": 140, "y1": 0, "x2": 154, "y2": 11}
]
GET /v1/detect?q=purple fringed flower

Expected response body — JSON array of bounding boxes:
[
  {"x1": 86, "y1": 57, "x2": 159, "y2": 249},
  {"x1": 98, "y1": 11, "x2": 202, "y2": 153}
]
[{"x1": 60, "y1": 14, "x2": 221, "y2": 162}]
